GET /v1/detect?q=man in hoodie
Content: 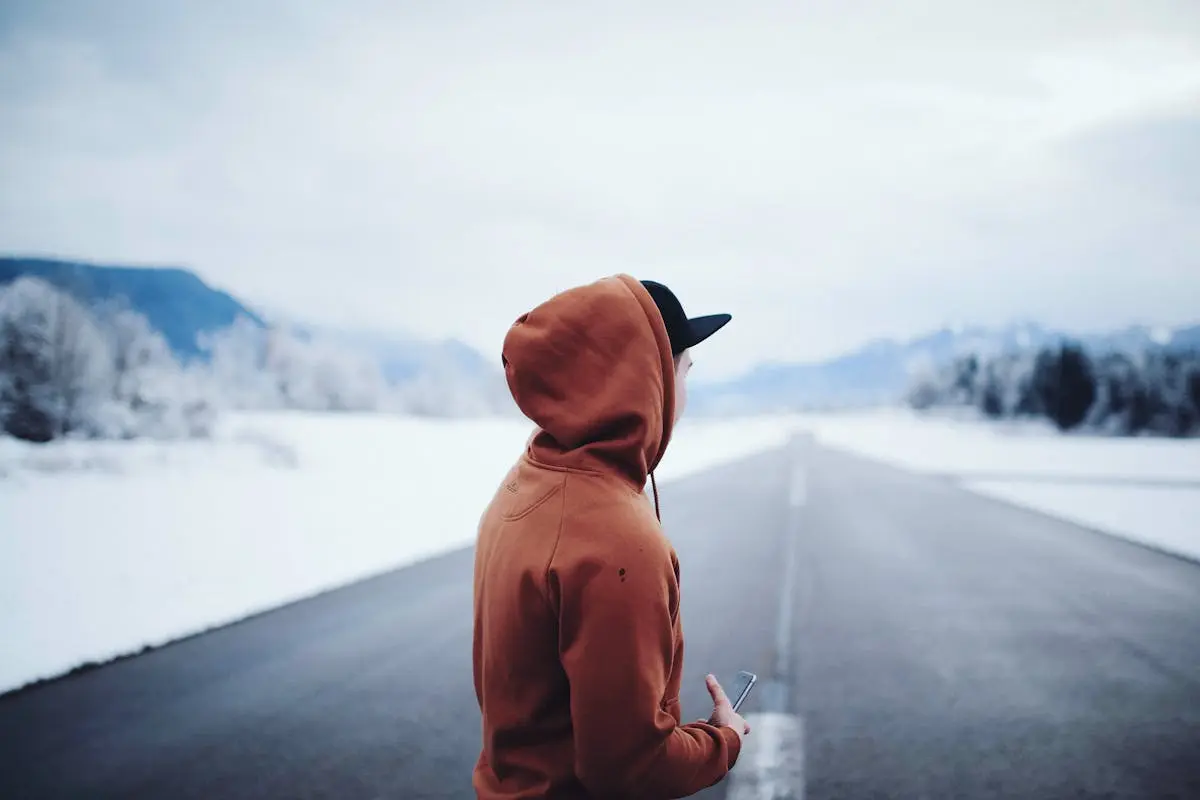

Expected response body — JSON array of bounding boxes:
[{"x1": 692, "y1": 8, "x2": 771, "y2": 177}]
[{"x1": 472, "y1": 275, "x2": 748, "y2": 799}]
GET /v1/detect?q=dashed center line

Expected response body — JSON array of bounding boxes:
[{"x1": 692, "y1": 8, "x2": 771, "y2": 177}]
[
  {"x1": 726, "y1": 433, "x2": 811, "y2": 799},
  {"x1": 789, "y1": 468, "x2": 807, "y2": 508}
]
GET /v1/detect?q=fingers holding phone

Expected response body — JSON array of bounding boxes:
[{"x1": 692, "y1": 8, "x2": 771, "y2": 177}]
[{"x1": 703, "y1": 672, "x2": 754, "y2": 738}]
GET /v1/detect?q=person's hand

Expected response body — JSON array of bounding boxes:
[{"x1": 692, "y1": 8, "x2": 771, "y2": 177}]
[{"x1": 696, "y1": 674, "x2": 751, "y2": 740}]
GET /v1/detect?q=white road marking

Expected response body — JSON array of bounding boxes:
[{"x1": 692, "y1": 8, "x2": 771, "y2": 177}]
[
  {"x1": 730, "y1": 434, "x2": 810, "y2": 800},
  {"x1": 789, "y1": 469, "x2": 807, "y2": 508},
  {"x1": 726, "y1": 712, "x2": 805, "y2": 800},
  {"x1": 775, "y1": 441, "x2": 807, "y2": 684}
]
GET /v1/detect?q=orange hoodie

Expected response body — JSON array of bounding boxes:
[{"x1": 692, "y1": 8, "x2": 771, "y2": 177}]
[{"x1": 471, "y1": 275, "x2": 741, "y2": 799}]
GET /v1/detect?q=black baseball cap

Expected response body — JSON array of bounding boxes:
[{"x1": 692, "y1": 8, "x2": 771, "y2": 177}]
[{"x1": 641, "y1": 280, "x2": 732, "y2": 356}]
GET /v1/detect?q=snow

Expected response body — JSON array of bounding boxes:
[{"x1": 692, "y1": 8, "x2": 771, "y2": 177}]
[
  {"x1": 0, "y1": 411, "x2": 793, "y2": 694},
  {"x1": 788, "y1": 408, "x2": 1200, "y2": 562},
  {"x1": 791, "y1": 408, "x2": 1199, "y2": 482},
  {"x1": 3, "y1": 406, "x2": 1197, "y2": 696}
]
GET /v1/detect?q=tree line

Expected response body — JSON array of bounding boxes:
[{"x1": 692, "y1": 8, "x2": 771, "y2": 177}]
[
  {"x1": 0, "y1": 276, "x2": 507, "y2": 443},
  {"x1": 907, "y1": 340, "x2": 1200, "y2": 436}
]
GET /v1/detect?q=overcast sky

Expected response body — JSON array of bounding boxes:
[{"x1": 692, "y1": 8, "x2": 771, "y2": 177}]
[{"x1": 1, "y1": 1, "x2": 1198, "y2": 378}]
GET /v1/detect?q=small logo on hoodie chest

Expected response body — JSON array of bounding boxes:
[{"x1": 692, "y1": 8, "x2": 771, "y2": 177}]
[{"x1": 505, "y1": 479, "x2": 519, "y2": 493}]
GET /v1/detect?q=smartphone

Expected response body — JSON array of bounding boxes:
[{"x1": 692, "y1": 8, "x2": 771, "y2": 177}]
[{"x1": 728, "y1": 670, "x2": 757, "y2": 712}]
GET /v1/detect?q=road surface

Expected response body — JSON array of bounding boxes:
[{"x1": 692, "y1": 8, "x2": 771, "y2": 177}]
[{"x1": 2, "y1": 439, "x2": 1199, "y2": 799}]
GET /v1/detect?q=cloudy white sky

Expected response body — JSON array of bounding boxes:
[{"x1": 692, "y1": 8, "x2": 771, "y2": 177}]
[{"x1": 1, "y1": 1, "x2": 1198, "y2": 378}]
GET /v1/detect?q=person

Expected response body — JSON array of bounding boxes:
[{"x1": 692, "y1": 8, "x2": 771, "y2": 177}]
[{"x1": 471, "y1": 274, "x2": 749, "y2": 799}]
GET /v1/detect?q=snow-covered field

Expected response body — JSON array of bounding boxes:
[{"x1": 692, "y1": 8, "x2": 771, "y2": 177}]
[
  {"x1": 797, "y1": 409, "x2": 1199, "y2": 483},
  {"x1": 0, "y1": 412, "x2": 794, "y2": 694},
  {"x1": 2, "y1": 408, "x2": 1197, "y2": 694}
]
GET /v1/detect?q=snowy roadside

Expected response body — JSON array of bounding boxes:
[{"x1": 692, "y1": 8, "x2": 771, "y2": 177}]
[
  {"x1": 0, "y1": 411, "x2": 793, "y2": 694},
  {"x1": 793, "y1": 408, "x2": 1199, "y2": 482},
  {"x1": 790, "y1": 409, "x2": 1200, "y2": 562}
]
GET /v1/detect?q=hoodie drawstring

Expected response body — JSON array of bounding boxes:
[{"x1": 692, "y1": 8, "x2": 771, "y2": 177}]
[{"x1": 650, "y1": 471, "x2": 661, "y2": 521}]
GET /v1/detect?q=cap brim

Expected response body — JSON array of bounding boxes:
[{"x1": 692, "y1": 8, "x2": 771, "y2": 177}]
[{"x1": 683, "y1": 313, "x2": 731, "y2": 349}]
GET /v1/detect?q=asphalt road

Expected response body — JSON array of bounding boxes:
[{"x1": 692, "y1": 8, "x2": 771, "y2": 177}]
[{"x1": 2, "y1": 439, "x2": 1199, "y2": 799}]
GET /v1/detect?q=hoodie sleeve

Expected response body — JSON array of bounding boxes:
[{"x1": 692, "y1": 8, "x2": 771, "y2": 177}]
[{"x1": 552, "y1": 530, "x2": 741, "y2": 798}]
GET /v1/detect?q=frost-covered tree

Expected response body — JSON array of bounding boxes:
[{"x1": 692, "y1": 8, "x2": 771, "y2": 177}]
[
  {"x1": 109, "y1": 308, "x2": 174, "y2": 406},
  {"x1": 0, "y1": 302, "x2": 54, "y2": 441},
  {"x1": 906, "y1": 336, "x2": 1198, "y2": 437},
  {"x1": 265, "y1": 327, "x2": 387, "y2": 412},
  {"x1": 0, "y1": 277, "x2": 112, "y2": 441},
  {"x1": 95, "y1": 305, "x2": 216, "y2": 438},
  {"x1": 1143, "y1": 351, "x2": 1199, "y2": 436},
  {"x1": 200, "y1": 316, "x2": 282, "y2": 409},
  {"x1": 0, "y1": 278, "x2": 217, "y2": 442},
  {"x1": 388, "y1": 352, "x2": 517, "y2": 417},
  {"x1": 1088, "y1": 352, "x2": 1148, "y2": 434},
  {"x1": 201, "y1": 319, "x2": 389, "y2": 412}
]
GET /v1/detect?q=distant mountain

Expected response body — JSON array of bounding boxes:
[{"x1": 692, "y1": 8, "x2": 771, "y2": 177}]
[
  {"x1": 689, "y1": 320, "x2": 1200, "y2": 415},
  {"x1": 0, "y1": 256, "x2": 263, "y2": 358}
]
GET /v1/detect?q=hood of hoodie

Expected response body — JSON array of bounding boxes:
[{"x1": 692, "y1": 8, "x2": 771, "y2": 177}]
[{"x1": 501, "y1": 274, "x2": 676, "y2": 488}]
